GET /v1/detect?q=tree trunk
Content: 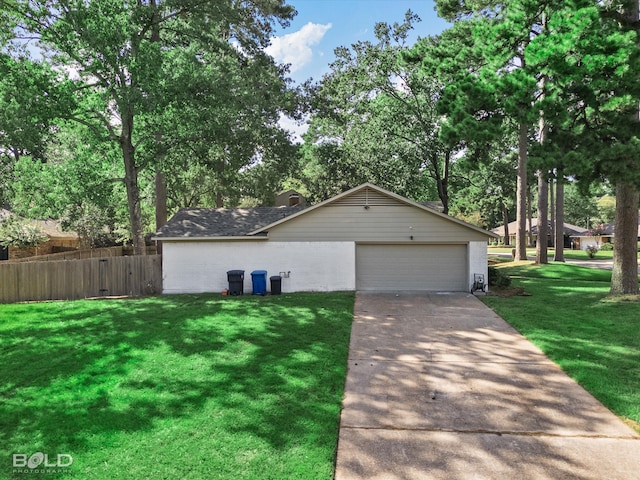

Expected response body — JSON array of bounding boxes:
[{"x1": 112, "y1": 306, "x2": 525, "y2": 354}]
[
  {"x1": 438, "y1": 179, "x2": 449, "y2": 215},
  {"x1": 549, "y1": 175, "x2": 555, "y2": 247},
  {"x1": 440, "y1": 152, "x2": 450, "y2": 215},
  {"x1": 120, "y1": 113, "x2": 146, "y2": 255},
  {"x1": 515, "y1": 121, "x2": 528, "y2": 260},
  {"x1": 502, "y1": 203, "x2": 510, "y2": 246},
  {"x1": 216, "y1": 158, "x2": 225, "y2": 208},
  {"x1": 216, "y1": 192, "x2": 224, "y2": 208},
  {"x1": 527, "y1": 185, "x2": 533, "y2": 248},
  {"x1": 430, "y1": 153, "x2": 450, "y2": 215},
  {"x1": 610, "y1": 2, "x2": 640, "y2": 295},
  {"x1": 537, "y1": 14, "x2": 550, "y2": 261},
  {"x1": 610, "y1": 182, "x2": 639, "y2": 295},
  {"x1": 151, "y1": 2, "x2": 165, "y2": 255},
  {"x1": 536, "y1": 170, "x2": 549, "y2": 264},
  {"x1": 155, "y1": 168, "x2": 167, "y2": 255},
  {"x1": 554, "y1": 170, "x2": 565, "y2": 262}
]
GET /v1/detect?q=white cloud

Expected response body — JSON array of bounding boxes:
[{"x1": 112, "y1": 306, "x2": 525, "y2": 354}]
[
  {"x1": 278, "y1": 113, "x2": 309, "y2": 144},
  {"x1": 266, "y1": 22, "x2": 332, "y2": 73}
]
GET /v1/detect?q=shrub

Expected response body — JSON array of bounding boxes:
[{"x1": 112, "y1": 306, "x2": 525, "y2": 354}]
[
  {"x1": 600, "y1": 242, "x2": 613, "y2": 251},
  {"x1": 488, "y1": 266, "x2": 511, "y2": 287},
  {"x1": 586, "y1": 244, "x2": 600, "y2": 259}
]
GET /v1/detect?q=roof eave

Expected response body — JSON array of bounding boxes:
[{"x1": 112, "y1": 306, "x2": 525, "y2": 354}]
[{"x1": 151, "y1": 235, "x2": 268, "y2": 242}]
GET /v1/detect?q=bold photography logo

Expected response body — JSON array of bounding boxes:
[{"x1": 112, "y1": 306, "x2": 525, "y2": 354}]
[{"x1": 13, "y1": 452, "x2": 73, "y2": 471}]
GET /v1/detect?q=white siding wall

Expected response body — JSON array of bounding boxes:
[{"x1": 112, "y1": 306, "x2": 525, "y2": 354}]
[
  {"x1": 580, "y1": 237, "x2": 601, "y2": 251},
  {"x1": 468, "y1": 241, "x2": 489, "y2": 292},
  {"x1": 162, "y1": 241, "x2": 355, "y2": 294}
]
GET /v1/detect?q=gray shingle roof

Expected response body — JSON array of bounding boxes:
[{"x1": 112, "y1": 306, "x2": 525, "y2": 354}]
[
  {"x1": 492, "y1": 219, "x2": 587, "y2": 236},
  {"x1": 154, "y1": 206, "x2": 305, "y2": 238},
  {"x1": 574, "y1": 219, "x2": 640, "y2": 237}
]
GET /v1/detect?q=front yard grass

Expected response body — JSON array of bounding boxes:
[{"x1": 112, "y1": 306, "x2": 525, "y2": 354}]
[
  {"x1": 0, "y1": 292, "x2": 355, "y2": 479},
  {"x1": 488, "y1": 246, "x2": 640, "y2": 261},
  {"x1": 482, "y1": 262, "x2": 640, "y2": 431}
]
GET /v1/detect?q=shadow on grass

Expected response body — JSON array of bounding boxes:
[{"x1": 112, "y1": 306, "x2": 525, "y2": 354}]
[
  {"x1": 0, "y1": 293, "x2": 355, "y2": 476},
  {"x1": 506, "y1": 262, "x2": 613, "y2": 282}
]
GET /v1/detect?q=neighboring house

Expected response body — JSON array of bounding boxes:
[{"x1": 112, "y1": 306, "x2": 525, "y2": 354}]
[
  {"x1": 275, "y1": 189, "x2": 307, "y2": 208},
  {"x1": 492, "y1": 219, "x2": 587, "y2": 248},
  {"x1": 570, "y1": 218, "x2": 640, "y2": 251},
  {"x1": 154, "y1": 183, "x2": 498, "y2": 294},
  {"x1": 0, "y1": 209, "x2": 80, "y2": 260}
]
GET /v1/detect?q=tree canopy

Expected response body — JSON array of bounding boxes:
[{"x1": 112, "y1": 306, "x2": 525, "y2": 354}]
[
  {"x1": 1, "y1": 0, "x2": 298, "y2": 252},
  {"x1": 1, "y1": 1, "x2": 638, "y2": 293}
]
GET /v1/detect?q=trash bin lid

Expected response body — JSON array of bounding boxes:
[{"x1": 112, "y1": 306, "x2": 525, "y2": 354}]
[
  {"x1": 251, "y1": 270, "x2": 268, "y2": 275},
  {"x1": 227, "y1": 270, "x2": 245, "y2": 275},
  {"x1": 270, "y1": 275, "x2": 281, "y2": 280}
]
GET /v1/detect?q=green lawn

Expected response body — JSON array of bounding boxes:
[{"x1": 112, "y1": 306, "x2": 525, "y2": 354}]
[
  {"x1": 488, "y1": 246, "x2": 640, "y2": 261},
  {"x1": 0, "y1": 292, "x2": 355, "y2": 479},
  {"x1": 482, "y1": 262, "x2": 640, "y2": 430},
  {"x1": 488, "y1": 246, "x2": 614, "y2": 260}
]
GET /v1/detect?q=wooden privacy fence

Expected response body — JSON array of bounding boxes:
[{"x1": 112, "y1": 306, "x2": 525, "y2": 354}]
[
  {"x1": 0, "y1": 255, "x2": 162, "y2": 303},
  {"x1": 9, "y1": 245, "x2": 157, "y2": 262}
]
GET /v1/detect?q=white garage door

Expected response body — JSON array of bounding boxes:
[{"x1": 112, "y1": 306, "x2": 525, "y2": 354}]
[{"x1": 356, "y1": 244, "x2": 467, "y2": 291}]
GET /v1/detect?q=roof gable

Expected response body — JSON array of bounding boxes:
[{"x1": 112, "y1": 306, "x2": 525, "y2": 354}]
[
  {"x1": 251, "y1": 183, "x2": 498, "y2": 239},
  {"x1": 154, "y1": 184, "x2": 498, "y2": 240}
]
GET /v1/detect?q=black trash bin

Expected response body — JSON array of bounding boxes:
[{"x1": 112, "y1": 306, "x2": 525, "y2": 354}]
[
  {"x1": 270, "y1": 275, "x2": 282, "y2": 295},
  {"x1": 227, "y1": 270, "x2": 245, "y2": 295}
]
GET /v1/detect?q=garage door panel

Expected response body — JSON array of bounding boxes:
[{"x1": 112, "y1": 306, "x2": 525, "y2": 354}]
[{"x1": 356, "y1": 244, "x2": 467, "y2": 291}]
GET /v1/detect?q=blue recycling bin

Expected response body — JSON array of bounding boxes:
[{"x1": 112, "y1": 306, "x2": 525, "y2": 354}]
[{"x1": 251, "y1": 270, "x2": 268, "y2": 295}]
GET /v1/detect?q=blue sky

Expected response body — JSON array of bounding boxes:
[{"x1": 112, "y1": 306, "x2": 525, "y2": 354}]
[{"x1": 266, "y1": 0, "x2": 450, "y2": 85}]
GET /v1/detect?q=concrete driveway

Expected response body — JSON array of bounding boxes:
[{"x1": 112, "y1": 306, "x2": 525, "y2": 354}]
[
  {"x1": 565, "y1": 258, "x2": 614, "y2": 270},
  {"x1": 335, "y1": 292, "x2": 640, "y2": 480}
]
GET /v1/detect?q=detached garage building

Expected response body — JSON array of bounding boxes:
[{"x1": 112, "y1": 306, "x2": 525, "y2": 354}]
[{"x1": 154, "y1": 183, "x2": 498, "y2": 294}]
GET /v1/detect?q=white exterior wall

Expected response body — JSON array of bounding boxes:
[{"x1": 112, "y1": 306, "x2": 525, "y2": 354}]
[
  {"x1": 468, "y1": 241, "x2": 489, "y2": 292},
  {"x1": 579, "y1": 237, "x2": 601, "y2": 251},
  {"x1": 162, "y1": 241, "x2": 355, "y2": 294}
]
